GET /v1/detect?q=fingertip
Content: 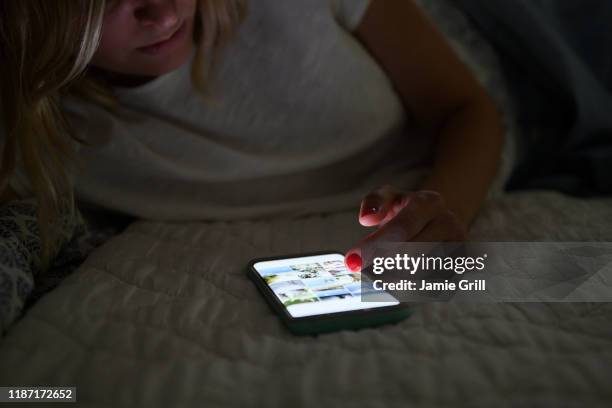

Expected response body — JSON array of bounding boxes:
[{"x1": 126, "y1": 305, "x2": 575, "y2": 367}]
[
  {"x1": 361, "y1": 204, "x2": 380, "y2": 216},
  {"x1": 359, "y1": 213, "x2": 383, "y2": 227},
  {"x1": 360, "y1": 203, "x2": 393, "y2": 226}
]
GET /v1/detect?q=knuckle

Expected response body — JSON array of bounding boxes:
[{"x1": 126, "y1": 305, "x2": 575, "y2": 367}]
[{"x1": 416, "y1": 190, "x2": 445, "y2": 208}]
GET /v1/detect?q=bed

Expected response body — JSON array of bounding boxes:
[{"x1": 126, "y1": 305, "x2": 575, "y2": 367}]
[
  {"x1": 1, "y1": 190, "x2": 612, "y2": 407},
  {"x1": 1, "y1": 0, "x2": 612, "y2": 406}
]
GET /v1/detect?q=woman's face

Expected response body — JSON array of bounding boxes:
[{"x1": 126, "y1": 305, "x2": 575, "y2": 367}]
[{"x1": 91, "y1": 0, "x2": 197, "y2": 79}]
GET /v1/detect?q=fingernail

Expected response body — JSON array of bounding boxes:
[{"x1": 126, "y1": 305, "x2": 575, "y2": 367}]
[
  {"x1": 345, "y1": 253, "x2": 362, "y2": 272},
  {"x1": 361, "y1": 205, "x2": 380, "y2": 216}
]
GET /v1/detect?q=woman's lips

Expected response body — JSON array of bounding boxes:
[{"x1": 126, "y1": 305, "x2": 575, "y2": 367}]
[{"x1": 138, "y1": 21, "x2": 187, "y2": 55}]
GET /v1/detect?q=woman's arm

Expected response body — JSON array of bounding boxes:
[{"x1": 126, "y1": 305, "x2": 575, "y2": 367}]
[{"x1": 354, "y1": 0, "x2": 505, "y2": 228}]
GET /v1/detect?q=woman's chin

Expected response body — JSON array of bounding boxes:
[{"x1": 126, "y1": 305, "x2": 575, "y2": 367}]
[
  {"x1": 135, "y1": 43, "x2": 194, "y2": 77},
  {"x1": 91, "y1": 45, "x2": 193, "y2": 87}
]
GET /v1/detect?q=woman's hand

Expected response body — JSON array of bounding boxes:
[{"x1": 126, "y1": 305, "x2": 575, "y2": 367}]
[
  {"x1": 349, "y1": 0, "x2": 505, "y2": 272},
  {"x1": 344, "y1": 185, "x2": 468, "y2": 272}
]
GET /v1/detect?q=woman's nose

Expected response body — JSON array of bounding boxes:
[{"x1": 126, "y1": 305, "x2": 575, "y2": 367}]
[{"x1": 134, "y1": 0, "x2": 179, "y2": 31}]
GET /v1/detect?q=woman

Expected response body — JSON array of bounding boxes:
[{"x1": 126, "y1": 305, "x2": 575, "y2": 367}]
[{"x1": 0, "y1": 0, "x2": 504, "y2": 328}]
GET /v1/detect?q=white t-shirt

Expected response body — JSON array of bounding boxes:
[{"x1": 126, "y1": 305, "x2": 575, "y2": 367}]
[{"x1": 13, "y1": 0, "x2": 436, "y2": 220}]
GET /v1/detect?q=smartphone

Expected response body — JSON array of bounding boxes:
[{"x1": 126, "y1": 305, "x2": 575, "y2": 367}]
[{"x1": 248, "y1": 251, "x2": 411, "y2": 335}]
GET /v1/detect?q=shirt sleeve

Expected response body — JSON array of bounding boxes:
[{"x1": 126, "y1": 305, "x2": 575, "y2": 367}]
[{"x1": 331, "y1": 0, "x2": 372, "y2": 31}]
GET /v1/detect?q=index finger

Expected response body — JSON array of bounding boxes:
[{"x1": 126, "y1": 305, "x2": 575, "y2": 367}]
[{"x1": 345, "y1": 191, "x2": 444, "y2": 271}]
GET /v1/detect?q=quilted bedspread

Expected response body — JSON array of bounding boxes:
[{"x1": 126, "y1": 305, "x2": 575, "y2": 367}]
[
  {"x1": 1, "y1": 190, "x2": 612, "y2": 407},
  {"x1": 2, "y1": 1, "x2": 611, "y2": 406}
]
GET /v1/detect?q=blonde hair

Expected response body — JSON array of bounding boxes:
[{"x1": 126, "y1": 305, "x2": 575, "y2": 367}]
[{"x1": 0, "y1": 0, "x2": 248, "y2": 270}]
